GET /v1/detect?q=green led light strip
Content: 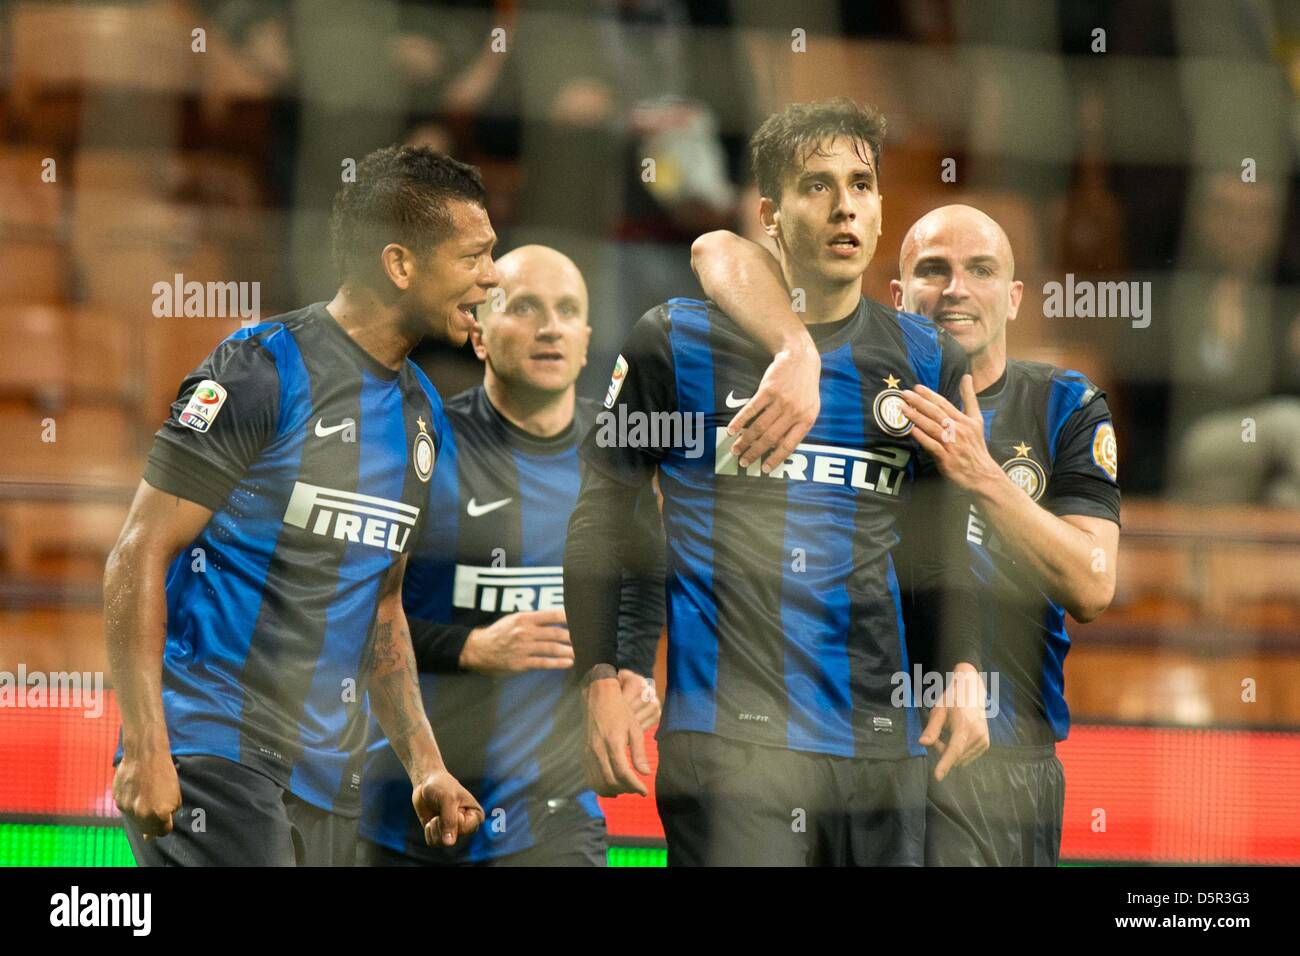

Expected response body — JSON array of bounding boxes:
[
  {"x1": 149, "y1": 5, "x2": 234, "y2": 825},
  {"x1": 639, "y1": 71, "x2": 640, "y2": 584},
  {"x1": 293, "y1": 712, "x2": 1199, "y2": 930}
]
[
  {"x1": 0, "y1": 823, "x2": 136, "y2": 867},
  {"x1": 605, "y1": 845, "x2": 667, "y2": 867},
  {"x1": 0, "y1": 822, "x2": 665, "y2": 868}
]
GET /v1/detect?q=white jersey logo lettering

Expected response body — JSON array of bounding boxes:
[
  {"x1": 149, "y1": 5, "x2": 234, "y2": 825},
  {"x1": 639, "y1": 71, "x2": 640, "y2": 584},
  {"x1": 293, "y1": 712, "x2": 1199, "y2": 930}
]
[
  {"x1": 714, "y1": 431, "x2": 910, "y2": 497},
  {"x1": 452, "y1": 565, "x2": 564, "y2": 613},
  {"x1": 283, "y1": 482, "x2": 418, "y2": 553}
]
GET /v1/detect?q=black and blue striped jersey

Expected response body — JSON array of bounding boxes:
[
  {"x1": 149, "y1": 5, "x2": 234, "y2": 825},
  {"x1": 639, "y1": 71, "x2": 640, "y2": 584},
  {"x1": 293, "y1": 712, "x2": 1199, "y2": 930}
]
[
  {"x1": 956, "y1": 359, "x2": 1120, "y2": 750},
  {"x1": 360, "y1": 387, "x2": 663, "y2": 863},
  {"x1": 121, "y1": 302, "x2": 447, "y2": 816},
  {"x1": 572, "y1": 296, "x2": 977, "y2": 761}
]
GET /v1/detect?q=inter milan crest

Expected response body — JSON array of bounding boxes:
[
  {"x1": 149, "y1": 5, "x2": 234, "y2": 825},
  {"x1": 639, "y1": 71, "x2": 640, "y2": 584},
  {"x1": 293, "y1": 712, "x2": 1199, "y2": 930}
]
[
  {"x1": 872, "y1": 374, "x2": 912, "y2": 437},
  {"x1": 1002, "y1": 441, "x2": 1046, "y2": 500},
  {"x1": 414, "y1": 415, "x2": 435, "y2": 482}
]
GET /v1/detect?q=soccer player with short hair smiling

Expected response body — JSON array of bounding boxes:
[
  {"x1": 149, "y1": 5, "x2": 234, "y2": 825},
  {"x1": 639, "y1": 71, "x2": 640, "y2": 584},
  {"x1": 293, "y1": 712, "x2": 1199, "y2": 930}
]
[
  {"x1": 565, "y1": 99, "x2": 987, "y2": 866},
  {"x1": 692, "y1": 204, "x2": 1121, "y2": 865},
  {"x1": 106, "y1": 146, "x2": 492, "y2": 865}
]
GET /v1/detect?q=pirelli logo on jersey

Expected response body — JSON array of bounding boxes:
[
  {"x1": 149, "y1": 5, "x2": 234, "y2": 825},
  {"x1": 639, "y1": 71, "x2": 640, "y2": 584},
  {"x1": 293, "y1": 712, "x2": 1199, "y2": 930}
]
[
  {"x1": 282, "y1": 482, "x2": 419, "y2": 553},
  {"x1": 715, "y1": 431, "x2": 911, "y2": 497},
  {"x1": 452, "y1": 565, "x2": 564, "y2": 613}
]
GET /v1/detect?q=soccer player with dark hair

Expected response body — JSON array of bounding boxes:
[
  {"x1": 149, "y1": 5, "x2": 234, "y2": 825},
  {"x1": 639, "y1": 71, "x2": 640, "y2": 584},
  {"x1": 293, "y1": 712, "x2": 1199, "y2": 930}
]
[
  {"x1": 107, "y1": 146, "x2": 493, "y2": 865},
  {"x1": 359, "y1": 245, "x2": 664, "y2": 867},
  {"x1": 564, "y1": 98, "x2": 988, "y2": 866},
  {"x1": 691, "y1": 204, "x2": 1121, "y2": 865}
]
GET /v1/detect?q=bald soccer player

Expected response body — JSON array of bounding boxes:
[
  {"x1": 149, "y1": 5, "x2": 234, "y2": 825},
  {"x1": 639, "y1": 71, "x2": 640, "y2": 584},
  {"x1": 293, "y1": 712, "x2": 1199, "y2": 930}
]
[
  {"x1": 691, "y1": 205, "x2": 1120, "y2": 865},
  {"x1": 359, "y1": 246, "x2": 665, "y2": 866}
]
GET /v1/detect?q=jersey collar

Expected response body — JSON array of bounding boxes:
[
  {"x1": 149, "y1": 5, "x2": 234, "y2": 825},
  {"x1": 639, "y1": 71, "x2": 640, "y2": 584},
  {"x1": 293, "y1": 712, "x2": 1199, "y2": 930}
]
[{"x1": 311, "y1": 302, "x2": 403, "y2": 382}]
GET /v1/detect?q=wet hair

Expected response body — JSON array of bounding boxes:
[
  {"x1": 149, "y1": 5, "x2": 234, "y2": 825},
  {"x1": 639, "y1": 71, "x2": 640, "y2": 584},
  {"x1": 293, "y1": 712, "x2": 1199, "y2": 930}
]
[{"x1": 750, "y1": 98, "x2": 886, "y2": 204}]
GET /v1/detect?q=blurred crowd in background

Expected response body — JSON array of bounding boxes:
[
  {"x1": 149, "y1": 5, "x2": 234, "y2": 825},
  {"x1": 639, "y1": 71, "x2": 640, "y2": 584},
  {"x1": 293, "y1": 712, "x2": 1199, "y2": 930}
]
[
  {"x1": 4, "y1": 0, "x2": 1298, "y2": 496},
  {"x1": 186, "y1": 0, "x2": 1300, "y2": 503}
]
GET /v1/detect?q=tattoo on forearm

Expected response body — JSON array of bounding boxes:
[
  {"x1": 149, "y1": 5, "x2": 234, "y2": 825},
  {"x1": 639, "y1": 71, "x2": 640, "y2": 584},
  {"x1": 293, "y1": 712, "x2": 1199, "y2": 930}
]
[
  {"x1": 366, "y1": 613, "x2": 427, "y2": 772},
  {"x1": 366, "y1": 620, "x2": 401, "y2": 673}
]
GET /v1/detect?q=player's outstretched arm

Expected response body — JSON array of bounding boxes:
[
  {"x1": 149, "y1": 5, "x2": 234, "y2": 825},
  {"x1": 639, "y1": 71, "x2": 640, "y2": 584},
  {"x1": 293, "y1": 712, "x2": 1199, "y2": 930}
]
[
  {"x1": 690, "y1": 230, "x2": 821, "y2": 471},
  {"x1": 899, "y1": 406, "x2": 990, "y2": 781},
  {"x1": 105, "y1": 480, "x2": 215, "y2": 839},
  {"x1": 901, "y1": 377, "x2": 1119, "y2": 622},
  {"x1": 910, "y1": 526, "x2": 991, "y2": 781},
  {"x1": 564, "y1": 467, "x2": 655, "y2": 797},
  {"x1": 614, "y1": 483, "x2": 666, "y2": 730},
  {"x1": 367, "y1": 557, "x2": 484, "y2": 846}
]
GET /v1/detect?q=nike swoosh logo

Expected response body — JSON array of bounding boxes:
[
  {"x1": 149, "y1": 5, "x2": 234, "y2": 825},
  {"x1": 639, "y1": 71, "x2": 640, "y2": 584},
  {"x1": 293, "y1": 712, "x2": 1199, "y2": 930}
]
[
  {"x1": 724, "y1": 391, "x2": 752, "y2": 409},
  {"x1": 467, "y1": 497, "x2": 512, "y2": 517},
  {"x1": 314, "y1": 418, "x2": 353, "y2": 438}
]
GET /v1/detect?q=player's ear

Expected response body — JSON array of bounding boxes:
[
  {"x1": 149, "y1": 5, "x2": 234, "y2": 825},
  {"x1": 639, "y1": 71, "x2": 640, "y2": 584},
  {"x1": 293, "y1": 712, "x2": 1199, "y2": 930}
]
[
  {"x1": 876, "y1": 194, "x2": 883, "y2": 238},
  {"x1": 381, "y1": 243, "x2": 414, "y2": 291},
  {"x1": 889, "y1": 279, "x2": 904, "y2": 310},
  {"x1": 578, "y1": 322, "x2": 592, "y2": 369},
  {"x1": 469, "y1": 316, "x2": 488, "y2": 361},
  {"x1": 758, "y1": 196, "x2": 780, "y2": 240},
  {"x1": 1007, "y1": 279, "x2": 1024, "y2": 323}
]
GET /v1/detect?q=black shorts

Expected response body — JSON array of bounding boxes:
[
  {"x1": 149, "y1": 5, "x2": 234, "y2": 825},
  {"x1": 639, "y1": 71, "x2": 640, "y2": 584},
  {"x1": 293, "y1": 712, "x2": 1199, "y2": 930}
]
[
  {"x1": 924, "y1": 747, "x2": 1065, "y2": 866},
  {"x1": 655, "y1": 731, "x2": 926, "y2": 866},
  {"x1": 358, "y1": 799, "x2": 608, "y2": 867},
  {"x1": 122, "y1": 755, "x2": 358, "y2": 866}
]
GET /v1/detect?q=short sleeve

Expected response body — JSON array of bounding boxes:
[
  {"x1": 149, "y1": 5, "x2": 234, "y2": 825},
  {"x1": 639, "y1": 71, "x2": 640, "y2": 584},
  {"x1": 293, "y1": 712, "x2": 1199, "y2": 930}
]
[
  {"x1": 1045, "y1": 394, "x2": 1121, "y2": 524},
  {"x1": 143, "y1": 333, "x2": 281, "y2": 512},
  {"x1": 579, "y1": 307, "x2": 677, "y2": 487}
]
